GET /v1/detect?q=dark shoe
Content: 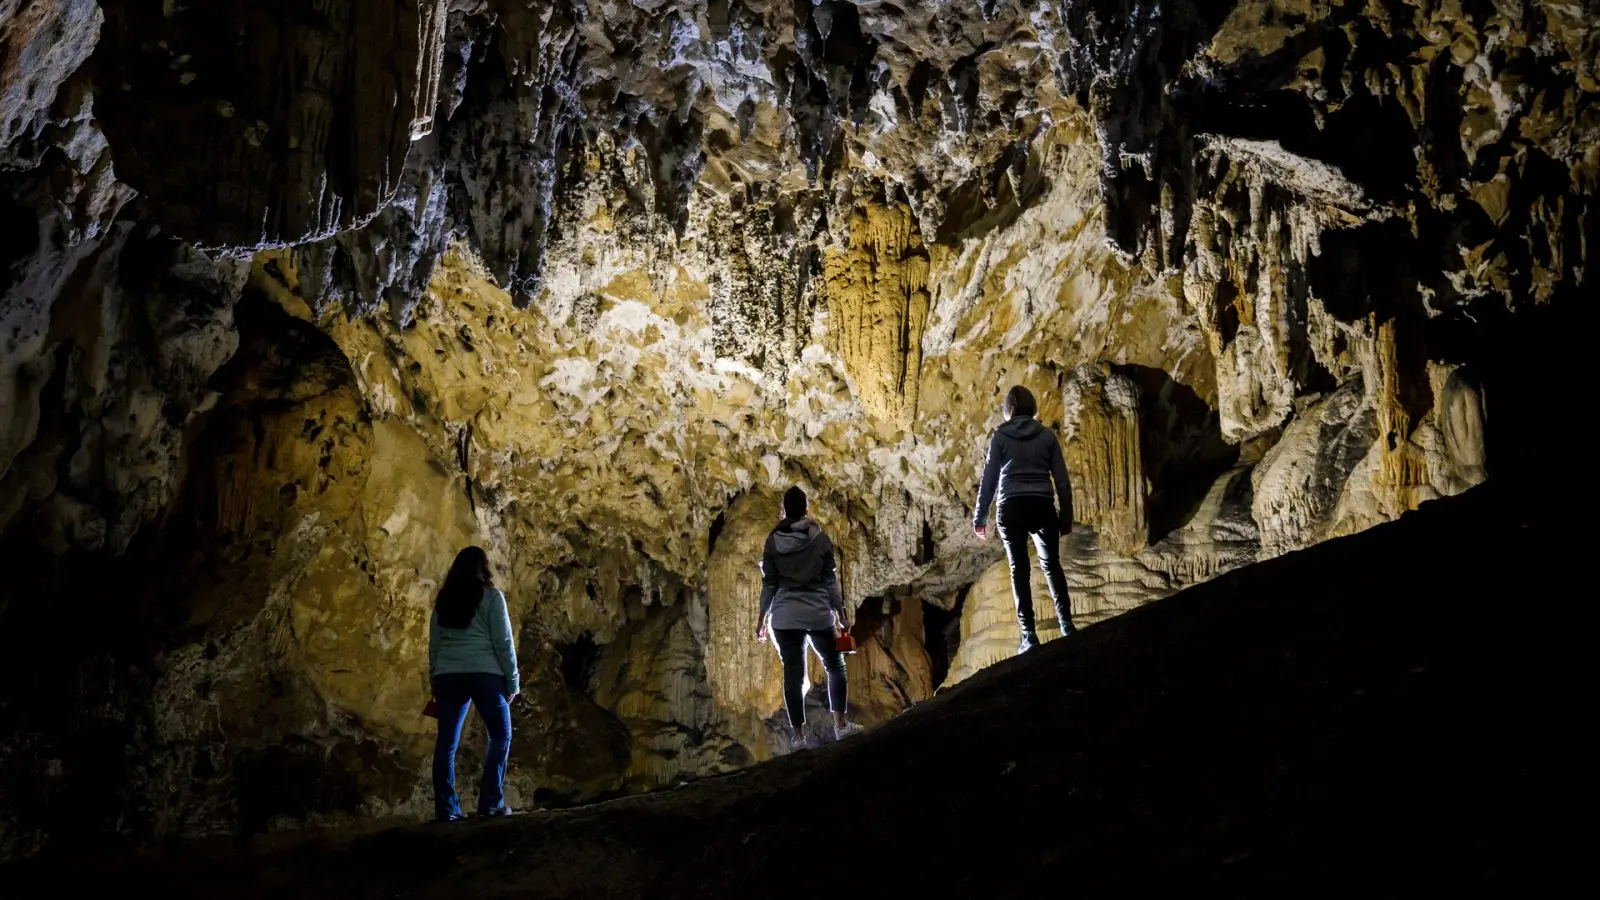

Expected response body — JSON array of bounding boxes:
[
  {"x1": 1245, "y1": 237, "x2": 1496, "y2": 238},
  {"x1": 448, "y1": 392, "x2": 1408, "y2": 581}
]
[
  {"x1": 433, "y1": 812, "x2": 465, "y2": 823},
  {"x1": 1018, "y1": 631, "x2": 1040, "y2": 653},
  {"x1": 1055, "y1": 613, "x2": 1075, "y2": 637}
]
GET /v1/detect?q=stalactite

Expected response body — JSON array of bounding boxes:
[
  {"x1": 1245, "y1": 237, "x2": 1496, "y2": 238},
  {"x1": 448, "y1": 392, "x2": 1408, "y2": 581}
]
[
  {"x1": 820, "y1": 194, "x2": 930, "y2": 429},
  {"x1": 1182, "y1": 140, "x2": 1369, "y2": 443}
]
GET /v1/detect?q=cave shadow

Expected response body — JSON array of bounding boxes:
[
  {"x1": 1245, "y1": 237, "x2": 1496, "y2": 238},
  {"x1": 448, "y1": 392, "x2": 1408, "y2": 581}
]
[
  {"x1": 1112, "y1": 364, "x2": 1240, "y2": 545},
  {"x1": 932, "y1": 138, "x2": 1055, "y2": 246},
  {"x1": 1189, "y1": 31, "x2": 1422, "y2": 203},
  {"x1": 1467, "y1": 269, "x2": 1600, "y2": 520},
  {"x1": 1307, "y1": 218, "x2": 1433, "y2": 325},
  {"x1": 923, "y1": 589, "x2": 967, "y2": 690},
  {"x1": 1306, "y1": 218, "x2": 1438, "y2": 430},
  {"x1": 0, "y1": 281, "x2": 386, "y2": 857}
]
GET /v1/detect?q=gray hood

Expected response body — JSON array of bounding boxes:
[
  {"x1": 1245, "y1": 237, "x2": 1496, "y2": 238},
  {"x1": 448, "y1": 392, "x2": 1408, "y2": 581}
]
[
  {"x1": 758, "y1": 516, "x2": 845, "y2": 631},
  {"x1": 973, "y1": 414, "x2": 1073, "y2": 527},
  {"x1": 998, "y1": 416, "x2": 1046, "y2": 441},
  {"x1": 771, "y1": 517, "x2": 823, "y2": 554}
]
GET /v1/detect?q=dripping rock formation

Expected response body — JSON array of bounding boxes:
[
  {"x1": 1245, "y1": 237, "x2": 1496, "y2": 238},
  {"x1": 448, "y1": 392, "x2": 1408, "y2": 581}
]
[{"x1": 2, "y1": 0, "x2": 1594, "y2": 863}]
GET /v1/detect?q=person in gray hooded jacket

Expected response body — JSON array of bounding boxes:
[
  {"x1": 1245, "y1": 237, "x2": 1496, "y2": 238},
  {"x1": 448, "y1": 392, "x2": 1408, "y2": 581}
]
[
  {"x1": 972, "y1": 385, "x2": 1076, "y2": 652},
  {"x1": 756, "y1": 486, "x2": 864, "y2": 747}
]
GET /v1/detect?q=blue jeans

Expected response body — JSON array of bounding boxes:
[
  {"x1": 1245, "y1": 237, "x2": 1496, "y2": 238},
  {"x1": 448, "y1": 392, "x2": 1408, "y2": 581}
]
[{"x1": 431, "y1": 672, "x2": 512, "y2": 820}]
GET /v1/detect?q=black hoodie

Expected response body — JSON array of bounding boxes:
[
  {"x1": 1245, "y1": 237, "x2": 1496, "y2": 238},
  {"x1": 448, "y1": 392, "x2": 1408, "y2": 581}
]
[
  {"x1": 757, "y1": 517, "x2": 845, "y2": 631},
  {"x1": 972, "y1": 415, "x2": 1073, "y2": 527}
]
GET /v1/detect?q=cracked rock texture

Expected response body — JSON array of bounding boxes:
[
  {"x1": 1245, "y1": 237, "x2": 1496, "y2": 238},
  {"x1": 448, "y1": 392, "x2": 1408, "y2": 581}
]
[{"x1": 2, "y1": 0, "x2": 1592, "y2": 861}]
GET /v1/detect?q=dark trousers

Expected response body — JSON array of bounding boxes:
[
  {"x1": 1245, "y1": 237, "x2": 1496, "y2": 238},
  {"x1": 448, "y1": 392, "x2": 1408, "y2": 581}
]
[
  {"x1": 432, "y1": 672, "x2": 512, "y2": 820},
  {"x1": 773, "y1": 629, "x2": 847, "y2": 729},
  {"x1": 996, "y1": 496, "x2": 1074, "y2": 637}
]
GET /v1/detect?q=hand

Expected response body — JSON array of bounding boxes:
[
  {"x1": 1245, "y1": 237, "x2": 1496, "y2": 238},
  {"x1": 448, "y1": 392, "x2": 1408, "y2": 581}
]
[
  {"x1": 832, "y1": 612, "x2": 845, "y2": 638},
  {"x1": 755, "y1": 623, "x2": 768, "y2": 643},
  {"x1": 973, "y1": 523, "x2": 988, "y2": 541},
  {"x1": 507, "y1": 692, "x2": 519, "y2": 704}
]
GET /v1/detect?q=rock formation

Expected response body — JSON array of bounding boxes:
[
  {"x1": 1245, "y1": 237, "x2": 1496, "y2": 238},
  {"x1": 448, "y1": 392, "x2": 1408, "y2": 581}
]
[
  {"x1": 1061, "y1": 362, "x2": 1147, "y2": 555},
  {"x1": 3, "y1": 0, "x2": 1593, "y2": 861}
]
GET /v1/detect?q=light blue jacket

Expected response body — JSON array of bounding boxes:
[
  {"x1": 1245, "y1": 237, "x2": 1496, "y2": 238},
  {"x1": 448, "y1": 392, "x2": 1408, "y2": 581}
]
[{"x1": 428, "y1": 587, "x2": 520, "y2": 695}]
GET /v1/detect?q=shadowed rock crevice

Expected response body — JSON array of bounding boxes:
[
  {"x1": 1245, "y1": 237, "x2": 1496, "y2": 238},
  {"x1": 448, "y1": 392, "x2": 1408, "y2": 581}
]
[{"x1": 1115, "y1": 363, "x2": 1238, "y2": 544}]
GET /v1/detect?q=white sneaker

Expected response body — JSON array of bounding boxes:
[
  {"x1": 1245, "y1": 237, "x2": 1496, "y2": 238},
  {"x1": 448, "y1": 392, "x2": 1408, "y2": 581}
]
[{"x1": 834, "y1": 721, "x2": 865, "y2": 740}]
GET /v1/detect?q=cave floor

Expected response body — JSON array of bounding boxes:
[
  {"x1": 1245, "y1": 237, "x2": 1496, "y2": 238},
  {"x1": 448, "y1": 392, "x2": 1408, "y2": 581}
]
[{"x1": 0, "y1": 482, "x2": 1588, "y2": 898}]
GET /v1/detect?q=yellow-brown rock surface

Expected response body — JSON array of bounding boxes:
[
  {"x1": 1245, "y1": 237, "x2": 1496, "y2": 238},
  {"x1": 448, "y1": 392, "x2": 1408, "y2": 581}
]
[
  {"x1": 3, "y1": 0, "x2": 1590, "y2": 860},
  {"x1": 1062, "y1": 363, "x2": 1149, "y2": 555},
  {"x1": 821, "y1": 197, "x2": 931, "y2": 432},
  {"x1": 705, "y1": 492, "x2": 788, "y2": 721}
]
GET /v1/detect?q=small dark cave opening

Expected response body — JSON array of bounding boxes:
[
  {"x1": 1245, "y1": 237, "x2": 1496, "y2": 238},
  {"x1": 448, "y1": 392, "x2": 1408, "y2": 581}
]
[
  {"x1": 1308, "y1": 218, "x2": 1421, "y2": 324},
  {"x1": 906, "y1": 59, "x2": 934, "y2": 113},
  {"x1": 850, "y1": 595, "x2": 890, "y2": 646},
  {"x1": 0, "y1": 191, "x2": 41, "y2": 276},
  {"x1": 922, "y1": 587, "x2": 968, "y2": 690},
  {"x1": 912, "y1": 519, "x2": 936, "y2": 565},
  {"x1": 556, "y1": 633, "x2": 602, "y2": 695},
  {"x1": 707, "y1": 511, "x2": 726, "y2": 554}
]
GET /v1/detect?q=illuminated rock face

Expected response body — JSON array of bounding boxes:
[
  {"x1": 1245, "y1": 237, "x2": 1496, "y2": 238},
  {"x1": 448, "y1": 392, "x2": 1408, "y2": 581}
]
[{"x1": 1, "y1": 0, "x2": 1592, "y2": 858}]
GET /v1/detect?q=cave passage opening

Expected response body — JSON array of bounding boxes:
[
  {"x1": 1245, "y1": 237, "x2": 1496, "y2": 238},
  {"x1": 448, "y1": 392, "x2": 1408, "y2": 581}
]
[
  {"x1": 557, "y1": 633, "x2": 602, "y2": 694},
  {"x1": 923, "y1": 588, "x2": 968, "y2": 689}
]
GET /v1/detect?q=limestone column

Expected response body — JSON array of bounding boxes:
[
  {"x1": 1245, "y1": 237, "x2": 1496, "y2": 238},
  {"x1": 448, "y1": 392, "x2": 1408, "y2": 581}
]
[
  {"x1": 1061, "y1": 363, "x2": 1148, "y2": 555},
  {"x1": 704, "y1": 493, "x2": 787, "y2": 722}
]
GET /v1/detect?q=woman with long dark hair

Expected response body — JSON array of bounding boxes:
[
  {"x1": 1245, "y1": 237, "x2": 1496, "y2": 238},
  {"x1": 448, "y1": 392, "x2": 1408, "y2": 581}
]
[
  {"x1": 971, "y1": 385, "x2": 1076, "y2": 653},
  {"x1": 428, "y1": 545, "x2": 519, "y2": 821}
]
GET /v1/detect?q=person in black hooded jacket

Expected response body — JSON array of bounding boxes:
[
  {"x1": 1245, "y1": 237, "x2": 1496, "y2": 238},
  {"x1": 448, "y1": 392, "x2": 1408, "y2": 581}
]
[
  {"x1": 756, "y1": 486, "x2": 864, "y2": 749},
  {"x1": 972, "y1": 385, "x2": 1076, "y2": 653}
]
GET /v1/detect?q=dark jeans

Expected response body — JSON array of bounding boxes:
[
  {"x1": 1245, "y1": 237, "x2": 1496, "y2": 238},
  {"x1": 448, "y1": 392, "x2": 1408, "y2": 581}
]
[
  {"x1": 996, "y1": 496, "x2": 1074, "y2": 637},
  {"x1": 432, "y1": 672, "x2": 512, "y2": 820},
  {"x1": 773, "y1": 629, "x2": 847, "y2": 729}
]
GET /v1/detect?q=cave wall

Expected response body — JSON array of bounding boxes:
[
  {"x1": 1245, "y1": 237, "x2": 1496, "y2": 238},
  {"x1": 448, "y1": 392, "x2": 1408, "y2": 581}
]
[{"x1": 4, "y1": 0, "x2": 1594, "y2": 861}]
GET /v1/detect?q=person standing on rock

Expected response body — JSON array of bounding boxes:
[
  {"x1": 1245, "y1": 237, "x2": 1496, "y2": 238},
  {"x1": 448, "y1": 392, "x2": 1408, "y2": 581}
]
[
  {"x1": 428, "y1": 545, "x2": 519, "y2": 821},
  {"x1": 972, "y1": 384, "x2": 1076, "y2": 653},
  {"x1": 756, "y1": 486, "x2": 864, "y2": 749}
]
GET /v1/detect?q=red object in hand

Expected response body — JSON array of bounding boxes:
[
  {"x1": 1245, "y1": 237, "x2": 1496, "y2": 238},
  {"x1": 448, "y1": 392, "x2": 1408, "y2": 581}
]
[
  {"x1": 422, "y1": 697, "x2": 439, "y2": 718},
  {"x1": 835, "y1": 632, "x2": 856, "y2": 653}
]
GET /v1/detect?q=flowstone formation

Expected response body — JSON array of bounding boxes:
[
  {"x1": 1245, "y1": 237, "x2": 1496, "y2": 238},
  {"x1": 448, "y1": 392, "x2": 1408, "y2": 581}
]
[{"x1": 2, "y1": 0, "x2": 1593, "y2": 861}]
